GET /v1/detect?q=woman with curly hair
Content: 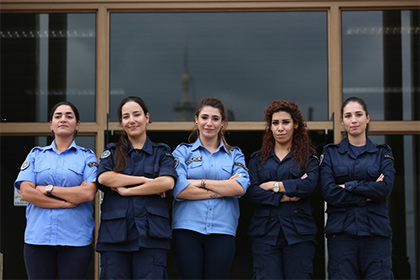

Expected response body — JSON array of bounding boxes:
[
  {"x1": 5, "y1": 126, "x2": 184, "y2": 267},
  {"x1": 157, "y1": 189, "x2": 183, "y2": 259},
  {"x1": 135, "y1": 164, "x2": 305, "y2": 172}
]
[{"x1": 247, "y1": 100, "x2": 319, "y2": 279}]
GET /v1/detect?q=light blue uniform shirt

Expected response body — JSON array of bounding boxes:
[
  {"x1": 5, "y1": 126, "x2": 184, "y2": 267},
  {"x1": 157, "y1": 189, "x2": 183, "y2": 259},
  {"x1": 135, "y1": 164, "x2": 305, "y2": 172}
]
[
  {"x1": 172, "y1": 138, "x2": 250, "y2": 236},
  {"x1": 14, "y1": 140, "x2": 97, "y2": 246}
]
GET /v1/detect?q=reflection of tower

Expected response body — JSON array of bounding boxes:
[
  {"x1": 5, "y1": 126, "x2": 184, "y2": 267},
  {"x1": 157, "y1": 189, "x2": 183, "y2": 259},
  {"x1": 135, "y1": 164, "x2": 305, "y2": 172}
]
[{"x1": 174, "y1": 48, "x2": 196, "y2": 121}]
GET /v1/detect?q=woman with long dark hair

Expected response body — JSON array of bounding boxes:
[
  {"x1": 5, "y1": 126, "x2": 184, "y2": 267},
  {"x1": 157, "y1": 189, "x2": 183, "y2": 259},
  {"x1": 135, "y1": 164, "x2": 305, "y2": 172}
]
[
  {"x1": 96, "y1": 96, "x2": 177, "y2": 279},
  {"x1": 247, "y1": 100, "x2": 318, "y2": 279},
  {"x1": 320, "y1": 97, "x2": 395, "y2": 279},
  {"x1": 15, "y1": 101, "x2": 97, "y2": 279},
  {"x1": 171, "y1": 97, "x2": 250, "y2": 279}
]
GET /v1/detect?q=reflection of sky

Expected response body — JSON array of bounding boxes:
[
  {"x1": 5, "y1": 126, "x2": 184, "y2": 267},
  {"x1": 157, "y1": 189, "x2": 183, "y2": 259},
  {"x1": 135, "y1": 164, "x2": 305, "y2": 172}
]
[
  {"x1": 342, "y1": 10, "x2": 415, "y2": 121},
  {"x1": 109, "y1": 12, "x2": 328, "y2": 122}
]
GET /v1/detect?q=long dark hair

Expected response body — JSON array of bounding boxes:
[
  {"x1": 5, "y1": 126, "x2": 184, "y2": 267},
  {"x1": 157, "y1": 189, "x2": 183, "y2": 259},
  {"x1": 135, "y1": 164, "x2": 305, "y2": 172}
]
[
  {"x1": 260, "y1": 100, "x2": 315, "y2": 170},
  {"x1": 114, "y1": 96, "x2": 149, "y2": 172},
  {"x1": 188, "y1": 97, "x2": 233, "y2": 152},
  {"x1": 49, "y1": 101, "x2": 80, "y2": 137},
  {"x1": 341, "y1": 96, "x2": 370, "y2": 134}
]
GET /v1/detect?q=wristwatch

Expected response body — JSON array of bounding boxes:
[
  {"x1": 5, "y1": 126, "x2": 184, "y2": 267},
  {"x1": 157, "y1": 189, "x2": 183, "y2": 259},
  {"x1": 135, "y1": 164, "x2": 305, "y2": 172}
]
[
  {"x1": 46, "y1": 184, "x2": 54, "y2": 197},
  {"x1": 272, "y1": 182, "x2": 280, "y2": 193}
]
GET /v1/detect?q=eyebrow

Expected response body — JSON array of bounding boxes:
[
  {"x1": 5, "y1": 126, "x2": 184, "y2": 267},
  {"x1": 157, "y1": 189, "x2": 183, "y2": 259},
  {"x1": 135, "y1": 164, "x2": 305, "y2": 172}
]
[{"x1": 54, "y1": 112, "x2": 74, "y2": 115}]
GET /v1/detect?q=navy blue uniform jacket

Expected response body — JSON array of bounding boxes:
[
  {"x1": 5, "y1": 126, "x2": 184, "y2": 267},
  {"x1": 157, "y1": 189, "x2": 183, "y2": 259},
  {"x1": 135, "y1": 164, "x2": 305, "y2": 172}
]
[
  {"x1": 96, "y1": 137, "x2": 177, "y2": 251},
  {"x1": 320, "y1": 137, "x2": 395, "y2": 237},
  {"x1": 247, "y1": 149, "x2": 318, "y2": 246}
]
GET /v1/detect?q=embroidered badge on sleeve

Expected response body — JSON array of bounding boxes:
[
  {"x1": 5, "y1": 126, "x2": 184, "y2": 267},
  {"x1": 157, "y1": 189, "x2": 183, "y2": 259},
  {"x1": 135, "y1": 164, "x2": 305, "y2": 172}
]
[
  {"x1": 100, "y1": 150, "x2": 111, "y2": 159},
  {"x1": 20, "y1": 160, "x2": 30, "y2": 171}
]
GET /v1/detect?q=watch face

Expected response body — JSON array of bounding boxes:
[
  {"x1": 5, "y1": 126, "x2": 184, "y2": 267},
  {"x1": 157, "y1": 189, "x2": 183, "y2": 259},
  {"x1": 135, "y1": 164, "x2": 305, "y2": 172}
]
[{"x1": 273, "y1": 183, "x2": 279, "y2": 192}]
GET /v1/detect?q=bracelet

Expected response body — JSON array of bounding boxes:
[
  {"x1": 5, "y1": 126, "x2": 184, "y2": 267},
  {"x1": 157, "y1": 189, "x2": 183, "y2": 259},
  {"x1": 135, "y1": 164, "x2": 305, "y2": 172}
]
[{"x1": 201, "y1": 179, "x2": 207, "y2": 190}]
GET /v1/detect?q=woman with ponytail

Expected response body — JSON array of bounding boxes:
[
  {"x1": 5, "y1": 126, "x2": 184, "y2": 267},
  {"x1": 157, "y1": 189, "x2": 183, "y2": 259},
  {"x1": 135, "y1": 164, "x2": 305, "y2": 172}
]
[
  {"x1": 171, "y1": 97, "x2": 250, "y2": 279},
  {"x1": 96, "y1": 96, "x2": 177, "y2": 279},
  {"x1": 247, "y1": 100, "x2": 318, "y2": 279}
]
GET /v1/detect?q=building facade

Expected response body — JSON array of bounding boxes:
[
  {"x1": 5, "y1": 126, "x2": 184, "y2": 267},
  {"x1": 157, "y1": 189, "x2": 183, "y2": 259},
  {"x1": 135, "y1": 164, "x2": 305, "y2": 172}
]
[{"x1": 1, "y1": 0, "x2": 419, "y2": 279}]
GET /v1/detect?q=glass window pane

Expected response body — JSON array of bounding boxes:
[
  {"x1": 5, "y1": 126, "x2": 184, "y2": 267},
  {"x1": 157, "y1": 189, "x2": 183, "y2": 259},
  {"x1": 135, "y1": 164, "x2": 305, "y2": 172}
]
[
  {"x1": 110, "y1": 12, "x2": 328, "y2": 122},
  {"x1": 0, "y1": 13, "x2": 96, "y2": 122},
  {"x1": 369, "y1": 134, "x2": 419, "y2": 279},
  {"x1": 342, "y1": 10, "x2": 420, "y2": 121}
]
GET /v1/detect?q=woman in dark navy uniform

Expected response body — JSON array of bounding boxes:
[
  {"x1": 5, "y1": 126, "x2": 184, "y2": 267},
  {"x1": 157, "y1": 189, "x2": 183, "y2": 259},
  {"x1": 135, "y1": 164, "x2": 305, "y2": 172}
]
[
  {"x1": 247, "y1": 100, "x2": 319, "y2": 279},
  {"x1": 320, "y1": 97, "x2": 395, "y2": 279},
  {"x1": 96, "y1": 96, "x2": 177, "y2": 279}
]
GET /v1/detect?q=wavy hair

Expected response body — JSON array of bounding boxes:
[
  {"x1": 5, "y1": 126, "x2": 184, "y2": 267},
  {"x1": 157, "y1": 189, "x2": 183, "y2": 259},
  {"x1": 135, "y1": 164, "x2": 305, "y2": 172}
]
[
  {"x1": 260, "y1": 100, "x2": 315, "y2": 169},
  {"x1": 188, "y1": 97, "x2": 233, "y2": 152},
  {"x1": 114, "y1": 96, "x2": 149, "y2": 172}
]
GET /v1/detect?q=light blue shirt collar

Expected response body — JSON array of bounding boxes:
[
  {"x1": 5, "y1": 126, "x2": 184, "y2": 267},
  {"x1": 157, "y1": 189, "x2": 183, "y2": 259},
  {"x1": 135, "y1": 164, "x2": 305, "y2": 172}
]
[{"x1": 191, "y1": 137, "x2": 229, "y2": 154}]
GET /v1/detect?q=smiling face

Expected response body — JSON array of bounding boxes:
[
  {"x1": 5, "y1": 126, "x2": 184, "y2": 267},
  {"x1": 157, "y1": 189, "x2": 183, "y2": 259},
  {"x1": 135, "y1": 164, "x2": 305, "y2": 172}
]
[
  {"x1": 195, "y1": 106, "x2": 224, "y2": 141},
  {"x1": 121, "y1": 101, "x2": 150, "y2": 140},
  {"x1": 270, "y1": 111, "x2": 298, "y2": 147},
  {"x1": 342, "y1": 101, "x2": 370, "y2": 138},
  {"x1": 49, "y1": 105, "x2": 80, "y2": 138}
]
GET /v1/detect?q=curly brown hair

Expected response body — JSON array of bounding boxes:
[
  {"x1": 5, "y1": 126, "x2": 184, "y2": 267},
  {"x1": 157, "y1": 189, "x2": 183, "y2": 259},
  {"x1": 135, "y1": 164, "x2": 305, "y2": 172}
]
[{"x1": 260, "y1": 100, "x2": 315, "y2": 170}]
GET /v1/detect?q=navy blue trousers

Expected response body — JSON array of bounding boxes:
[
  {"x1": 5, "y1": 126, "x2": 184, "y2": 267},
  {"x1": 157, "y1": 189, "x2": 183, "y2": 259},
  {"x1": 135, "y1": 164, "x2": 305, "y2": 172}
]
[
  {"x1": 251, "y1": 240, "x2": 315, "y2": 280},
  {"x1": 172, "y1": 229, "x2": 236, "y2": 279},
  {"x1": 24, "y1": 243, "x2": 92, "y2": 279},
  {"x1": 99, "y1": 248, "x2": 168, "y2": 280},
  {"x1": 327, "y1": 233, "x2": 393, "y2": 279}
]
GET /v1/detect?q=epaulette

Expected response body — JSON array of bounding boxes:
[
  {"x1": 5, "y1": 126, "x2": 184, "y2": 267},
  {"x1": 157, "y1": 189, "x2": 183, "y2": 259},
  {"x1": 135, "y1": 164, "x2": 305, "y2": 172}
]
[
  {"x1": 153, "y1": 142, "x2": 171, "y2": 151},
  {"x1": 80, "y1": 146, "x2": 96, "y2": 155},
  {"x1": 175, "y1": 142, "x2": 192, "y2": 150},
  {"x1": 250, "y1": 150, "x2": 261, "y2": 159},
  {"x1": 30, "y1": 146, "x2": 43, "y2": 152},
  {"x1": 323, "y1": 143, "x2": 339, "y2": 149}
]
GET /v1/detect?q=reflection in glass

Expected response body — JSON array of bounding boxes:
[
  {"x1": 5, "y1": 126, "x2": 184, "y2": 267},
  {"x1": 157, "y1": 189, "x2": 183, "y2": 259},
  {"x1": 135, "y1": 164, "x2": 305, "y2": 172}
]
[
  {"x1": 110, "y1": 12, "x2": 328, "y2": 122},
  {"x1": 370, "y1": 134, "x2": 419, "y2": 279},
  {"x1": 342, "y1": 10, "x2": 419, "y2": 121},
  {"x1": 0, "y1": 13, "x2": 96, "y2": 122}
]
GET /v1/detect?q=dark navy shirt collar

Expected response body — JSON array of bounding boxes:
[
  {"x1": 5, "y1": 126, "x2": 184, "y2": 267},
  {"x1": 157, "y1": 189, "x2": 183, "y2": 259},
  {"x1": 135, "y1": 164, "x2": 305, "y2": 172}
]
[
  {"x1": 338, "y1": 137, "x2": 377, "y2": 154},
  {"x1": 127, "y1": 136, "x2": 153, "y2": 155},
  {"x1": 269, "y1": 147, "x2": 293, "y2": 162}
]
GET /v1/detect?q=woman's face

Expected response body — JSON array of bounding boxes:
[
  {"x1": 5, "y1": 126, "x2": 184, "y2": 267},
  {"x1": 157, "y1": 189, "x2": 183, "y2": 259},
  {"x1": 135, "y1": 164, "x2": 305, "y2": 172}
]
[
  {"x1": 121, "y1": 101, "x2": 150, "y2": 139},
  {"x1": 342, "y1": 101, "x2": 370, "y2": 138},
  {"x1": 49, "y1": 105, "x2": 80, "y2": 138},
  {"x1": 195, "y1": 106, "x2": 224, "y2": 141},
  {"x1": 270, "y1": 111, "x2": 297, "y2": 147}
]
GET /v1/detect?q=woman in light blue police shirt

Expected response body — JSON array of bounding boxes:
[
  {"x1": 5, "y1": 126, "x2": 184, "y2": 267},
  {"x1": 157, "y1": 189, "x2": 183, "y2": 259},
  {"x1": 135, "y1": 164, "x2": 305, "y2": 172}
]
[
  {"x1": 320, "y1": 97, "x2": 395, "y2": 279},
  {"x1": 172, "y1": 97, "x2": 250, "y2": 279},
  {"x1": 247, "y1": 100, "x2": 318, "y2": 279},
  {"x1": 14, "y1": 101, "x2": 98, "y2": 279},
  {"x1": 96, "y1": 96, "x2": 177, "y2": 279}
]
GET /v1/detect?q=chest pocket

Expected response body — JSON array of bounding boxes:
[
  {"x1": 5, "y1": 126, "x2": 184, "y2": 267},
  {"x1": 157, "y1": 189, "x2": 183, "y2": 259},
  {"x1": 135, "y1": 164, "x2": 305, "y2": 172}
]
[
  {"x1": 144, "y1": 165, "x2": 158, "y2": 178},
  {"x1": 259, "y1": 169, "x2": 271, "y2": 183},
  {"x1": 187, "y1": 161, "x2": 203, "y2": 178},
  {"x1": 67, "y1": 163, "x2": 84, "y2": 182},
  {"x1": 367, "y1": 165, "x2": 380, "y2": 181},
  {"x1": 34, "y1": 164, "x2": 51, "y2": 174},
  {"x1": 333, "y1": 165, "x2": 349, "y2": 183},
  {"x1": 221, "y1": 165, "x2": 233, "y2": 177},
  {"x1": 289, "y1": 168, "x2": 303, "y2": 179},
  {"x1": 34, "y1": 164, "x2": 52, "y2": 183}
]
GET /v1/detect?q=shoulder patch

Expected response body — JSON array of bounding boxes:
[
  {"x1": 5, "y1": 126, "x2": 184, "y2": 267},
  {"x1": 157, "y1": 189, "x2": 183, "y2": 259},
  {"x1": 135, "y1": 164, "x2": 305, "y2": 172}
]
[
  {"x1": 100, "y1": 150, "x2": 111, "y2": 159},
  {"x1": 185, "y1": 156, "x2": 202, "y2": 165},
  {"x1": 384, "y1": 154, "x2": 394, "y2": 161},
  {"x1": 234, "y1": 161, "x2": 249, "y2": 172},
  {"x1": 88, "y1": 162, "x2": 99, "y2": 167},
  {"x1": 20, "y1": 160, "x2": 30, "y2": 171},
  {"x1": 319, "y1": 154, "x2": 325, "y2": 166}
]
